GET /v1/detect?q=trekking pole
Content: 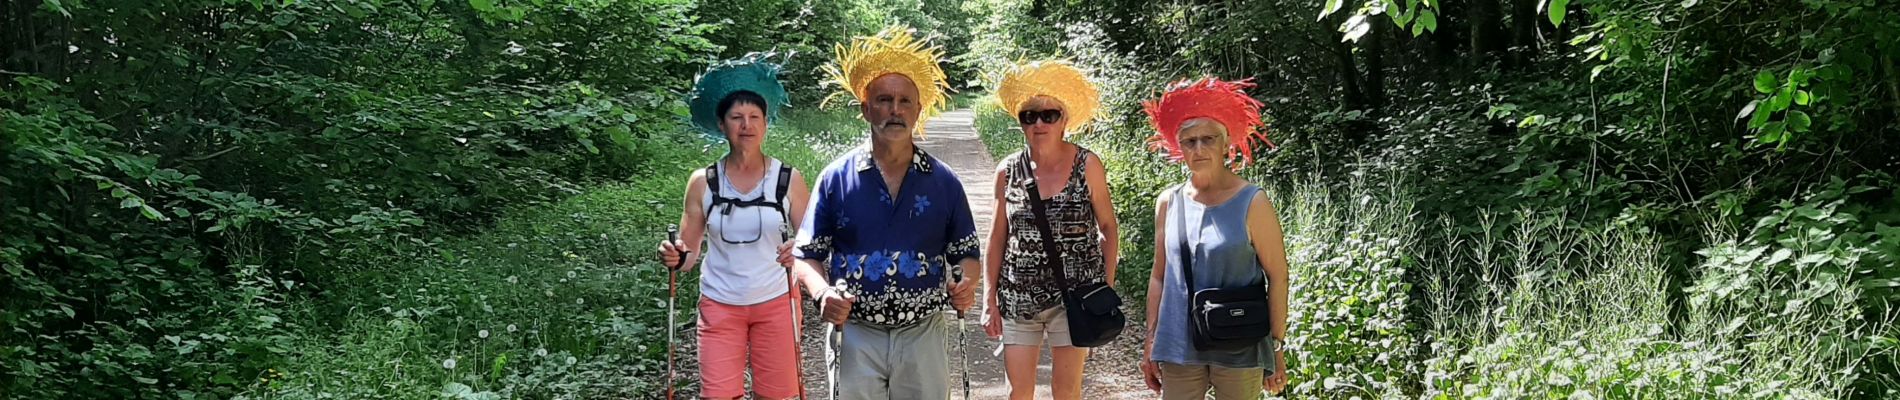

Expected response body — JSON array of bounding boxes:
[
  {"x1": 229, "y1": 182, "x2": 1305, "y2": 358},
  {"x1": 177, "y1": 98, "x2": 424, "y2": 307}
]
[
  {"x1": 665, "y1": 224, "x2": 685, "y2": 400},
  {"x1": 782, "y1": 226, "x2": 807, "y2": 400},
  {"x1": 947, "y1": 274, "x2": 970, "y2": 399},
  {"x1": 825, "y1": 279, "x2": 846, "y2": 400}
]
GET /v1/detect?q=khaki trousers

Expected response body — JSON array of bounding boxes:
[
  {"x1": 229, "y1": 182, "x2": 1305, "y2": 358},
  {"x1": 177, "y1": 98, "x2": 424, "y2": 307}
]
[{"x1": 1157, "y1": 362, "x2": 1263, "y2": 400}]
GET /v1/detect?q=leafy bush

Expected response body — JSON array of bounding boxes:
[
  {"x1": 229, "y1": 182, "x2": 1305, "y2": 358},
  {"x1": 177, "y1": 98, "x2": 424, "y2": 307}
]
[
  {"x1": 0, "y1": 1, "x2": 772, "y2": 398},
  {"x1": 1271, "y1": 176, "x2": 1420, "y2": 398},
  {"x1": 247, "y1": 106, "x2": 858, "y2": 399}
]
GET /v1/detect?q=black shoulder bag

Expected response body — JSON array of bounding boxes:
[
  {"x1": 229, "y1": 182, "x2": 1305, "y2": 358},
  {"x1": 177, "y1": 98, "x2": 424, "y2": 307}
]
[
  {"x1": 1021, "y1": 158, "x2": 1124, "y2": 348},
  {"x1": 1176, "y1": 188, "x2": 1274, "y2": 351}
]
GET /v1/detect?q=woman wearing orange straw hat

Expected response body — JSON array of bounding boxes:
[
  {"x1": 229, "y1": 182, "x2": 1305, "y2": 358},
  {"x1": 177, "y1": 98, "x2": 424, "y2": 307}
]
[
  {"x1": 980, "y1": 60, "x2": 1125, "y2": 400},
  {"x1": 1138, "y1": 77, "x2": 1291, "y2": 400}
]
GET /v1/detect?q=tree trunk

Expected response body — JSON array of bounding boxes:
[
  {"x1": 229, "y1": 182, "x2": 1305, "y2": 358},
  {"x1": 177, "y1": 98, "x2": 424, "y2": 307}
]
[
  {"x1": 1510, "y1": 0, "x2": 1536, "y2": 67},
  {"x1": 1434, "y1": 0, "x2": 1465, "y2": 66},
  {"x1": 1330, "y1": 37, "x2": 1366, "y2": 111},
  {"x1": 1470, "y1": 0, "x2": 1506, "y2": 67},
  {"x1": 1884, "y1": 54, "x2": 1900, "y2": 121},
  {"x1": 1365, "y1": 19, "x2": 1388, "y2": 109}
]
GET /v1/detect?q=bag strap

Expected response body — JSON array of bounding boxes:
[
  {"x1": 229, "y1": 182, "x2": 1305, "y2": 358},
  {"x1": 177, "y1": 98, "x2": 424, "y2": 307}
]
[
  {"x1": 1020, "y1": 154, "x2": 1073, "y2": 292},
  {"x1": 1175, "y1": 185, "x2": 1198, "y2": 293}
]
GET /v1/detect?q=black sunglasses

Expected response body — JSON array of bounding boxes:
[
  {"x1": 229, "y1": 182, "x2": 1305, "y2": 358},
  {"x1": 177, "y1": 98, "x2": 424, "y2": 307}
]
[{"x1": 1017, "y1": 109, "x2": 1063, "y2": 125}]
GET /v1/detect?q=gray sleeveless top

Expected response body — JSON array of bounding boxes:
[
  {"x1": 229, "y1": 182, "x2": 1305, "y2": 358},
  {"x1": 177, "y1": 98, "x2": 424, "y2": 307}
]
[
  {"x1": 997, "y1": 147, "x2": 1106, "y2": 319},
  {"x1": 1150, "y1": 183, "x2": 1276, "y2": 369}
]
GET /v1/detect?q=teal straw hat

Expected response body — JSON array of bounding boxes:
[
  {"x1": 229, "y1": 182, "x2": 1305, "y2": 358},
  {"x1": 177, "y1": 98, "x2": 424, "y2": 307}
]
[{"x1": 688, "y1": 52, "x2": 791, "y2": 138}]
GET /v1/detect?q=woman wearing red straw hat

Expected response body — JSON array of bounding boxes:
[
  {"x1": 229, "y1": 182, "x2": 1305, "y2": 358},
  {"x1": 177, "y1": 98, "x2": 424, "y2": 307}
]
[{"x1": 1138, "y1": 77, "x2": 1291, "y2": 400}]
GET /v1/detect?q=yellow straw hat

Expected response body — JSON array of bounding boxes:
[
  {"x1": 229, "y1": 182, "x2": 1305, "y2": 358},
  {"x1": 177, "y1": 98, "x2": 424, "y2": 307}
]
[
  {"x1": 995, "y1": 60, "x2": 1101, "y2": 134},
  {"x1": 822, "y1": 26, "x2": 951, "y2": 135}
]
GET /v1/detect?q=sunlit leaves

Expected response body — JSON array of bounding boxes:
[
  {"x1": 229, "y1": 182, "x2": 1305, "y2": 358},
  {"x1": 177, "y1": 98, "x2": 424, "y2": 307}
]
[
  {"x1": 1754, "y1": 70, "x2": 1778, "y2": 93},
  {"x1": 1335, "y1": 0, "x2": 1436, "y2": 42},
  {"x1": 1321, "y1": 0, "x2": 1344, "y2": 20},
  {"x1": 1743, "y1": 66, "x2": 1824, "y2": 149},
  {"x1": 1546, "y1": 0, "x2": 1570, "y2": 27},
  {"x1": 1415, "y1": 8, "x2": 1436, "y2": 36},
  {"x1": 1342, "y1": 14, "x2": 1372, "y2": 42}
]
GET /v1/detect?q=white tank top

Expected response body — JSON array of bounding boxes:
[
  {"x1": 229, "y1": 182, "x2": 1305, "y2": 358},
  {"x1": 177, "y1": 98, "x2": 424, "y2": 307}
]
[{"x1": 698, "y1": 158, "x2": 791, "y2": 306}]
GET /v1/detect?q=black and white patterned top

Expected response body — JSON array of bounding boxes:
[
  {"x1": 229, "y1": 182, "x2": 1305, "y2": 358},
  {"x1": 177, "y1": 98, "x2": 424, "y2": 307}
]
[{"x1": 997, "y1": 146, "x2": 1107, "y2": 320}]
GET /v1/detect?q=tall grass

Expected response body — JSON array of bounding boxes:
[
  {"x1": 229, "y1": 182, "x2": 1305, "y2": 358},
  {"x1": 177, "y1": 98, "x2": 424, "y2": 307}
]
[
  {"x1": 255, "y1": 108, "x2": 863, "y2": 399},
  {"x1": 1416, "y1": 208, "x2": 1897, "y2": 399}
]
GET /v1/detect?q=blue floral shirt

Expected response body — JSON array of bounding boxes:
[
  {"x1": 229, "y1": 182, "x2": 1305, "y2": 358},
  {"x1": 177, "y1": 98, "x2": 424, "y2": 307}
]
[{"x1": 796, "y1": 145, "x2": 980, "y2": 327}]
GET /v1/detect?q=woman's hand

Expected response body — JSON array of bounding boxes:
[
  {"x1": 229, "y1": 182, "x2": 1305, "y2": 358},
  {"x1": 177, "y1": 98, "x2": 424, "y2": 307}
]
[
  {"x1": 981, "y1": 302, "x2": 1004, "y2": 339},
  {"x1": 1264, "y1": 350, "x2": 1288, "y2": 394},
  {"x1": 1141, "y1": 341, "x2": 1162, "y2": 393},
  {"x1": 775, "y1": 240, "x2": 795, "y2": 269},
  {"x1": 657, "y1": 240, "x2": 687, "y2": 270}
]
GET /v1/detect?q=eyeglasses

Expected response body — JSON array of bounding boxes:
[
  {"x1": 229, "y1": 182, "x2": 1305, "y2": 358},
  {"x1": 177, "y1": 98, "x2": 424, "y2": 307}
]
[
  {"x1": 1017, "y1": 109, "x2": 1063, "y2": 125},
  {"x1": 1179, "y1": 135, "x2": 1225, "y2": 151},
  {"x1": 714, "y1": 205, "x2": 766, "y2": 244}
]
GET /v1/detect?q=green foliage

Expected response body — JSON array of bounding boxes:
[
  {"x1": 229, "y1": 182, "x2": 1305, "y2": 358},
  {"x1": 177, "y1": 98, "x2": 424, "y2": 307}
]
[
  {"x1": 257, "y1": 167, "x2": 705, "y2": 399},
  {"x1": 1690, "y1": 173, "x2": 1900, "y2": 313},
  {"x1": 0, "y1": 0, "x2": 860, "y2": 398},
  {"x1": 973, "y1": 0, "x2": 1900, "y2": 397},
  {"x1": 973, "y1": 100, "x2": 1023, "y2": 160},
  {"x1": 1326, "y1": 0, "x2": 1443, "y2": 42},
  {"x1": 249, "y1": 107, "x2": 852, "y2": 399},
  {"x1": 1419, "y1": 199, "x2": 1897, "y2": 399},
  {"x1": 1271, "y1": 177, "x2": 1418, "y2": 398}
]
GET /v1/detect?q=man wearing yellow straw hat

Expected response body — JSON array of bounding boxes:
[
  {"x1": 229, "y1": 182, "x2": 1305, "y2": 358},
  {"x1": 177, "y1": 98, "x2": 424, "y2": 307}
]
[{"x1": 792, "y1": 27, "x2": 979, "y2": 400}]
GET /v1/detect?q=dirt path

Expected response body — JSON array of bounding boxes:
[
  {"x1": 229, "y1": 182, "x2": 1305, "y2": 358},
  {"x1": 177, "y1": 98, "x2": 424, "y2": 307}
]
[{"x1": 786, "y1": 109, "x2": 1155, "y2": 400}]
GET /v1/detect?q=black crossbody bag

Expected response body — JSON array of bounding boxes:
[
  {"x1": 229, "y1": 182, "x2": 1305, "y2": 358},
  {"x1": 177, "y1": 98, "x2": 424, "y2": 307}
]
[
  {"x1": 1021, "y1": 160, "x2": 1124, "y2": 348},
  {"x1": 1175, "y1": 188, "x2": 1273, "y2": 351}
]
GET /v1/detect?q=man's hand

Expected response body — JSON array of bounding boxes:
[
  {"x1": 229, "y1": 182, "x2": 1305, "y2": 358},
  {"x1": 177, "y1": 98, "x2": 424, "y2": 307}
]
[
  {"x1": 948, "y1": 276, "x2": 977, "y2": 315},
  {"x1": 819, "y1": 287, "x2": 855, "y2": 326}
]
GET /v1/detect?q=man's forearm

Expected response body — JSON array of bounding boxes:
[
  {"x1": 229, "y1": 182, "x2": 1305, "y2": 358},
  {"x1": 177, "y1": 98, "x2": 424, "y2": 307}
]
[{"x1": 796, "y1": 258, "x2": 831, "y2": 295}]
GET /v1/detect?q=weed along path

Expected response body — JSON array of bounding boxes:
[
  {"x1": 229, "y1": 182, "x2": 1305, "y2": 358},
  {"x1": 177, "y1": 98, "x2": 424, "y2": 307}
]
[{"x1": 792, "y1": 109, "x2": 1155, "y2": 400}]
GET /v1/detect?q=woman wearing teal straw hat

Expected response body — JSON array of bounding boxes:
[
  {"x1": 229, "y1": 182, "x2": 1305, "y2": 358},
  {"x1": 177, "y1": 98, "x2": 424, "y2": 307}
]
[{"x1": 656, "y1": 53, "x2": 820, "y2": 400}]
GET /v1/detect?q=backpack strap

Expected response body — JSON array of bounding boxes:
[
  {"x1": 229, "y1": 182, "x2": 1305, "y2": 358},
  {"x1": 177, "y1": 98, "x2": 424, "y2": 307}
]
[
  {"x1": 774, "y1": 162, "x2": 793, "y2": 215},
  {"x1": 706, "y1": 160, "x2": 795, "y2": 219},
  {"x1": 704, "y1": 163, "x2": 724, "y2": 217}
]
